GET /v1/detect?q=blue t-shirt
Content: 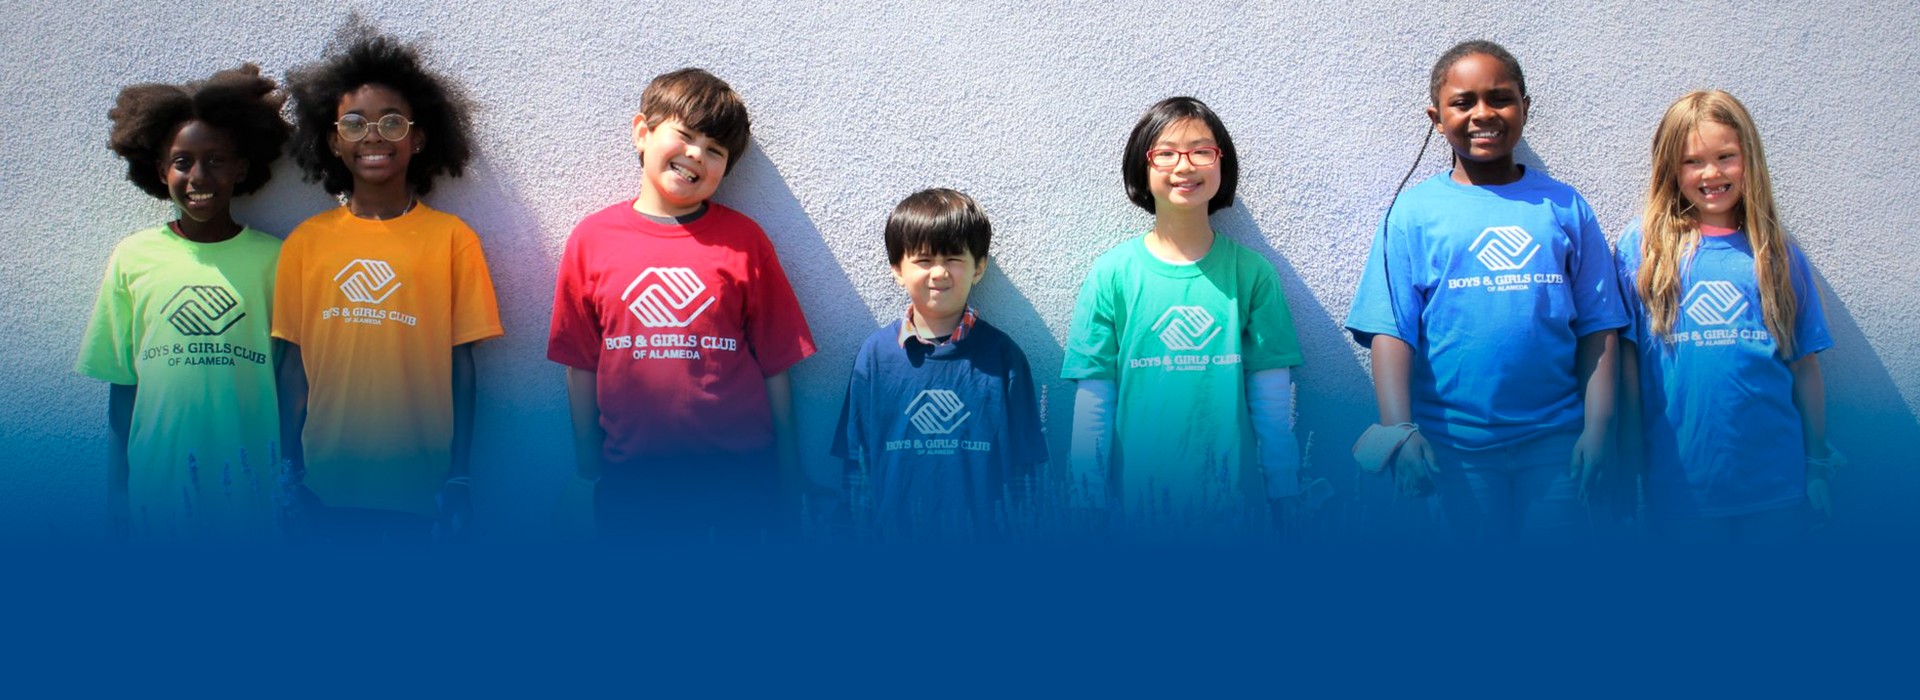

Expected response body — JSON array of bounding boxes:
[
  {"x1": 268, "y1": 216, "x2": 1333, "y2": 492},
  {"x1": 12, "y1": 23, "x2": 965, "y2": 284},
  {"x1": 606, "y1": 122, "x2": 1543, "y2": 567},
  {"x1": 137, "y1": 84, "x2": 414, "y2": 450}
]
[
  {"x1": 831, "y1": 316, "x2": 1048, "y2": 537},
  {"x1": 1615, "y1": 223, "x2": 1831, "y2": 518},
  {"x1": 1344, "y1": 168, "x2": 1628, "y2": 452}
]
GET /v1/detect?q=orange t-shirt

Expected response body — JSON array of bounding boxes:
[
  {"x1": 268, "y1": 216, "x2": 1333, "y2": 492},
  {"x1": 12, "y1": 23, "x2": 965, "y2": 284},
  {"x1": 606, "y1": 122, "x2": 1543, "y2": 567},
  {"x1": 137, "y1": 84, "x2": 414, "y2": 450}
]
[{"x1": 272, "y1": 204, "x2": 503, "y2": 516}]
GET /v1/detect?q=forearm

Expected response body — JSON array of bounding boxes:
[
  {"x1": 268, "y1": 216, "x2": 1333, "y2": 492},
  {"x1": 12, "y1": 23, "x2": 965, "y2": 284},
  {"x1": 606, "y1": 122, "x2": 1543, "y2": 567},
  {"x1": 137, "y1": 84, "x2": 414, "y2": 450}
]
[
  {"x1": 107, "y1": 383, "x2": 135, "y2": 509},
  {"x1": 1246, "y1": 368, "x2": 1300, "y2": 498},
  {"x1": 1791, "y1": 355, "x2": 1829, "y2": 459},
  {"x1": 765, "y1": 371, "x2": 805, "y2": 490},
  {"x1": 1069, "y1": 379, "x2": 1116, "y2": 506},
  {"x1": 565, "y1": 367, "x2": 606, "y2": 480},
  {"x1": 1575, "y1": 330, "x2": 1618, "y2": 435},
  {"x1": 1368, "y1": 335, "x2": 1414, "y2": 425},
  {"x1": 1617, "y1": 343, "x2": 1646, "y2": 475},
  {"x1": 277, "y1": 343, "x2": 308, "y2": 472},
  {"x1": 451, "y1": 344, "x2": 477, "y2": 479}
]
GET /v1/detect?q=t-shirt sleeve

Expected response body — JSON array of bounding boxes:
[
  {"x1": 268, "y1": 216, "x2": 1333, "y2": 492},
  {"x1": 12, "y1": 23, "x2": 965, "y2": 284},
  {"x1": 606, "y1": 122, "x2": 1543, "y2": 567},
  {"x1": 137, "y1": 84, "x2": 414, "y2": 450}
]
[
  {"x1": 1242, "y1": 256, "x2": 1304, "y2": 372},
  {"x1": 1061, "y1": 263, "x2": 1118, "y2": 380},
  {"x1": 1787, "y1": 242, "x2": 1833, "y2": 361},
  {"x1": 1344, "y1": 214, "x2": 1425, "y2": 348},
  {"x1": 546, "y1": 229, "x2": 601, "y2": 370},
  {"x1": 1613, "y1": 226, "x2": 1646, "y2": 348},
  {"x1": 74, "y1": 248, "x2": 137, "y2": 385},
  {"x1": 271, "y1": 231, "x2": 304, "y2": 346},
  {"x1": 1003, "y1": 338, "x2": 1050, "y2": 474},
  {"x1": 449, "y1": 223, "x2": 505, "y2": 346},
  {"x1": 1568, "y1": 200, "x2": 1629, "y2": 337},
  {"x1": 744, "y1": 236, "x2": 816, "y2": 377}
]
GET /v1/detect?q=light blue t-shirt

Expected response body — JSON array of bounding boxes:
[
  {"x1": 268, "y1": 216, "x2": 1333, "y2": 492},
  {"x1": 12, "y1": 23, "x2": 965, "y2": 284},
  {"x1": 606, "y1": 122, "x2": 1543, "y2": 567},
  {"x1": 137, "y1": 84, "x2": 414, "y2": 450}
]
[
  {"x1": 1344, "y1": 168, "x2": 1627, "y2": 452},
  {"x1": 1615, "y1": 223, "x2": 1831, "y2": 519}
]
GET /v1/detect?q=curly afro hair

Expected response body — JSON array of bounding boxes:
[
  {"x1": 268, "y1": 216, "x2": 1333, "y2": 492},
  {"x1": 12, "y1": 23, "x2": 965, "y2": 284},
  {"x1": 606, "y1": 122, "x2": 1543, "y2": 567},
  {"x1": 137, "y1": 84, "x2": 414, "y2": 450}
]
[
  {"x1": 286, "y1": 20, "x2": 474, "y2": 197},
  {"x1": 107, "y1": 63, "x2": 291, "y2": 201}
]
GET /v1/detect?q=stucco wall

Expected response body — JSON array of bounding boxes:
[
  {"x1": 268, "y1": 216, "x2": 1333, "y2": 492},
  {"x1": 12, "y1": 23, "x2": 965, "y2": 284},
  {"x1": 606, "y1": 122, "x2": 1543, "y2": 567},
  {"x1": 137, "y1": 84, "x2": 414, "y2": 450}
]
[{"x1": 3, "y1": 0, "x2": 1915, "y2": 543}]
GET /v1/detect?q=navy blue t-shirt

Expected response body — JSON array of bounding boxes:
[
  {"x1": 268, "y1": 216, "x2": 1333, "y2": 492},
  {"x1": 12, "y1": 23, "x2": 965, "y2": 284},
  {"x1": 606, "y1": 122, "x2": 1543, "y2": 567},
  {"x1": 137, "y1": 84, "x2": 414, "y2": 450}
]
[{"x1": 831, "y1": 316, "x2": 1048, "y2": 538}]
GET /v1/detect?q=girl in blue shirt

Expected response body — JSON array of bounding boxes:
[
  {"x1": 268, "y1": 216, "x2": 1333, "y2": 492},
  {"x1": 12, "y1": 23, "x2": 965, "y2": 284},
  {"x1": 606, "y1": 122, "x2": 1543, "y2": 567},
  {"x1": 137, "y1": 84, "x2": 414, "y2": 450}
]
[
  {"x1": 1615, "y1": 90, "x2": 1834, "y2": 543},
  {"x1": 1346, "y1": 41, "x2": 1626, "y2": 545}
]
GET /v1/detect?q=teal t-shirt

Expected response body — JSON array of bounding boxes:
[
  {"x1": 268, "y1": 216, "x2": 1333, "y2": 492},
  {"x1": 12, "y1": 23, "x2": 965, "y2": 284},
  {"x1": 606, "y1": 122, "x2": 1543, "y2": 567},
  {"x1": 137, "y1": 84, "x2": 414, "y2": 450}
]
[
  {"x1": 1062, "y1": 234, "x2": 1303, "y2": 512},
  {"x1": 75, "y1": 225, "x2": 282, "y2": 542}
]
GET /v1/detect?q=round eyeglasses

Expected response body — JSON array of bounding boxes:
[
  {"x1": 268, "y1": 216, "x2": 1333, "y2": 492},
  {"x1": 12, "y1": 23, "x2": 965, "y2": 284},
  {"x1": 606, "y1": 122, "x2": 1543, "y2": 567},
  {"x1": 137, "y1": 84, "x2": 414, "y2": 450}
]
[
  {"x1": 335, "y1": 113, "x2": 415, "y2": 143},
  {"x1": 1146, "y1": 147, "x2": 1222, "y2": 170}
]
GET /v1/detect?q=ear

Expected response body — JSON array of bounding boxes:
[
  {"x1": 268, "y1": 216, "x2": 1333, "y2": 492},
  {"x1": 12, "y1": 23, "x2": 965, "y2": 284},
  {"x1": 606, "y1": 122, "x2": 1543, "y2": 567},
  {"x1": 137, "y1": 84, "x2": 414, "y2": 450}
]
[
  {"x1": 234, "y1": 158, "x2": 249, "y2": 185},
  {"x1": 631, "y1": 114, "x2": 650, "y2": 153},
  {"x1": 891, "y1": 262, "x2": 909, "y2": 290},
  {"x1": 1425, "y1": 104, "x2": 1441, "y2": 128},
  {"x1": 411, "y1": 128, "x2": 425, "y2": 154},
  {"x1": 971, "y1": 255, "x2": 989, "y2": 284}
]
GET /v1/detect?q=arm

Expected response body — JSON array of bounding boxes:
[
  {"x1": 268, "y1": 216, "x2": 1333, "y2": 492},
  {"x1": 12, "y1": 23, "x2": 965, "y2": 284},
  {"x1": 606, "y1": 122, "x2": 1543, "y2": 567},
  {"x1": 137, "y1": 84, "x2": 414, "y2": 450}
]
[
  {"x1": 565, "y1": 367, "x2": 605, "y2": 481},
  {"x1": 1246, "y1": 368, "x2": 1300, "y2": 498},
  {"x1": 765, "y1": 370, "x2": 808, "y2": 516},
  {"x1": 1369, "y1": 335, "x2": 1437, "y2": 492},
  {"x1": 107, "y1": 383, "x2": 135, "y2": 539},
  {"x1": 1791, "y1": 353, "x2": 1833, "y2": 521},
  {"x1": 1069, "y1": 379, "x2": 1116, "y2": 510},
  {"x1": 443, "y1": 343, "x2": 477, "y2": 531},
  {"x1": 1615, "y1": 342, "x2": 1647, "y2": 514},
  {"x1": 1570, "y1": 330, "x2": 1619, "y2": 502},
  {"x1": 277, "y1": 342, "x2": 308, "y2": 476}
]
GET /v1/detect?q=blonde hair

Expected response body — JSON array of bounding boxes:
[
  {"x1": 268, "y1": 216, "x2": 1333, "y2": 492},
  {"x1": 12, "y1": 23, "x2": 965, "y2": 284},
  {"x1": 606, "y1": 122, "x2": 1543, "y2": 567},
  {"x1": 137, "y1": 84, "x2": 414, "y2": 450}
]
[{"x1": 1639, "y1": 90, "x2": 1798, "y2": 357}]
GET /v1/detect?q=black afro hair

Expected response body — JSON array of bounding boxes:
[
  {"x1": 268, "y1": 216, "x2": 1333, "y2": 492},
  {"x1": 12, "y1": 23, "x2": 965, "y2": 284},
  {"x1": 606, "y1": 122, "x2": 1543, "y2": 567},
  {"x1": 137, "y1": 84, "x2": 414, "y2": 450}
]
[
  {"x1": 107, "y1": 63, "x2": 291, "y2": 200},
  {"x1": 286, "y1": 18, "x2": 474, "y2": 197}
]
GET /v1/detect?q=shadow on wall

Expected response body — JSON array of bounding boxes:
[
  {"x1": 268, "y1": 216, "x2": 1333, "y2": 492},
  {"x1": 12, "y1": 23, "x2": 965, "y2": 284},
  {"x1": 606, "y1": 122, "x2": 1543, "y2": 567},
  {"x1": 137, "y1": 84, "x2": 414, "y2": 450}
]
[{"x1": 1806, "y1": 268, "x2": 1920, "y2": 542}]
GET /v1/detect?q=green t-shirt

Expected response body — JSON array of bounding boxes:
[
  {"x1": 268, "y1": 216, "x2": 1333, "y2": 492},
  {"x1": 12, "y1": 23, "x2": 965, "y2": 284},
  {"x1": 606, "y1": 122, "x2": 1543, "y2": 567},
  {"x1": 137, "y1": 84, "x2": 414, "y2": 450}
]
[
  {"x1": 1062, "y1": 234, "x2": 1302, "y2": 512},
  {"x1": 75, "y1": 225, "x2": 282, "y2": 542}
]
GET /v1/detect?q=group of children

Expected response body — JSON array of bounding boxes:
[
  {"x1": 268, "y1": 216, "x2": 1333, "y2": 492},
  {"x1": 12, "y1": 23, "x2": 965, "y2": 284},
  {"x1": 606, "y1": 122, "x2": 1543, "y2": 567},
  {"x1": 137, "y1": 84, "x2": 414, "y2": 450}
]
[{"x1": 76, "y1": 31, "x2": 1834, "y2": 546}]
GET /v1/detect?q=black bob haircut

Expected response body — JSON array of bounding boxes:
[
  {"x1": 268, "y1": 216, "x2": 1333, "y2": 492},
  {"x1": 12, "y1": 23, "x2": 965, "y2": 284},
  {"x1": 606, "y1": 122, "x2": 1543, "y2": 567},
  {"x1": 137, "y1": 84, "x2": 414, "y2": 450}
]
[
  {"x1": 640, "y1": 68, "x2": 752, "y2": 176},
  {"x1": 1122, "y1": 96, "x2": 1239, "y2": 215},
  {"x1": 108, "y1": 64, "x2": 290, "y2": 201},
  {"x1": 1429, "y1": 40, "x2": 1528, "y2": 105},
  {"x1": 885, "y1": 188, "x2": 991, "y2": 267},
  {"x1": 287, "y1": 20, "x2": 474, "y2": 197}
]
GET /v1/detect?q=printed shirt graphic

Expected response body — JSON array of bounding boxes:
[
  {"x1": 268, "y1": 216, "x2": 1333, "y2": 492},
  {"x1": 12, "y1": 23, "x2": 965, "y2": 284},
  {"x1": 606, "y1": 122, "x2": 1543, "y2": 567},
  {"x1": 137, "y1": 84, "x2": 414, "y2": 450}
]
[
  {"x1": 272, "y1": 204, "x2": 504, "y2": 516},
  {"x1": 1062, "y1": 235, "x2": 1303, "y2": 509},
  {"x1": 1345, "y1": 168, "x2": 1628, "y2": 452},
  {"x1": 831, "y1": 317, "x2": 1047, "y2": 536},
  {"x1": 75, "y1": 225, "x2": 281, "y2": 541},
  {"x1": 1616, "y1": 223, "x2": 1831, "y2": 518},
  {"x1": 547, "y1": 201, "x2": 816, "y2": 469}
]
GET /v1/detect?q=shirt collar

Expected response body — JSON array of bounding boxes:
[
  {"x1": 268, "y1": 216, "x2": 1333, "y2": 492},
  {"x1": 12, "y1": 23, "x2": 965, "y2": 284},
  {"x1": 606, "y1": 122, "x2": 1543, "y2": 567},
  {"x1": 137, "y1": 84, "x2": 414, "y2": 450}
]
[{"x1": 897, "y1": 305, "x2": 976, "y2": 347}]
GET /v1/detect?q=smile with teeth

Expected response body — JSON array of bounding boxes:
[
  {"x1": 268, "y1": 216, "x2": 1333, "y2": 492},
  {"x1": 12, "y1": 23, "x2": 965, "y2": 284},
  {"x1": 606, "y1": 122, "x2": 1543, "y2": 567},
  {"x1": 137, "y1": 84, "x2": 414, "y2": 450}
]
[
  {"x1": 669, "y1": 162, "x2": 700, "y2": 183},
  {"x1": 186, "y1": 193, "x2": 214, "y2": 202},
  {"x1": 357, "y1": 153, "x2": 392, "y2": 163},
  {"x1": 1699, "y1": 184, "x2": 1731, "y2": 196},
  {"x1": 1469, "y1": 129, "x2": 1501, "y2": 140}
]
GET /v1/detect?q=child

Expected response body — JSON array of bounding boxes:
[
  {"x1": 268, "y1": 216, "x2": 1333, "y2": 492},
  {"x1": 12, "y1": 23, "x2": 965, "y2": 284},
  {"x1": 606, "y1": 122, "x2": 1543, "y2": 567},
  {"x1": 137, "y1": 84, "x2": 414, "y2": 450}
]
[
  {"x1": 78, "y1": 64, "x2": 292, "y2": 542},
  {"x1": 830, "y1": 188, "x2": 1048, "y2": 540},
  {"x1": 277, "y1": 28, "x2": 503, "y2": 542},
  {"x1": 1061, "y1": 97, "x2": 1305, "y2": 530},
  {"x1": 1345, "y1": 40, "x2": 1626, "y2": 545},
  {"x1": 1615, "y1": 90, "x2": 1834, "y2": 543},
  {"x1": 547, "y1": 68, "x2": 816, "y2": 542}
]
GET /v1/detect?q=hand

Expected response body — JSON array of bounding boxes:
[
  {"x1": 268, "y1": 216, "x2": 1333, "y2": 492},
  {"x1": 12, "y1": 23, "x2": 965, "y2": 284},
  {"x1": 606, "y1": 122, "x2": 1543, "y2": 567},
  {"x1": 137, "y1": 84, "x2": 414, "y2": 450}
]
[
  {"x1": 1392, "y1": 431, "x2": 1438, "y2": 497},
  {"x1": 553, "y1": 472, "x2": 597, "y2": 542},
  {"x1": 436, "y1": 480, "x2": 473, "y2": 542},
  {"x1": 1569, "y1": 430, "x2": 1606, "y2": 505}
]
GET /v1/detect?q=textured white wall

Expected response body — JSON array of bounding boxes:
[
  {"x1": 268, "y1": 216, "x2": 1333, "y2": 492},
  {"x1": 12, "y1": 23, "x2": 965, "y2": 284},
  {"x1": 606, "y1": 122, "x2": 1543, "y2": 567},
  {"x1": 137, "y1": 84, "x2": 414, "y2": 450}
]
[{"x1": 3, "y1": 0, "x2": 1915, "y2": 543}]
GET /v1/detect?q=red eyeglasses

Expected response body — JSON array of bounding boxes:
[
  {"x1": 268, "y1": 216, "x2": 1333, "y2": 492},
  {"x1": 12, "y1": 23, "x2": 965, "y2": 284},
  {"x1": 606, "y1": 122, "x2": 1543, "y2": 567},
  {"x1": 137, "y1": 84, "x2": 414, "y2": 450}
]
[{"x1": 1146, "y1": 147, "x2": 1222, "y2": 170}]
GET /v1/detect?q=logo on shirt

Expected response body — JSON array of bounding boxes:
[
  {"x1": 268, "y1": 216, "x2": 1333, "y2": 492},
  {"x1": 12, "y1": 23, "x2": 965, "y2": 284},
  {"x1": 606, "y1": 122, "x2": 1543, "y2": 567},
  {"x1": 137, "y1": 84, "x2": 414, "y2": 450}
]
[
  {"x1": 1469, "y1": 226, "x2": 1540, "y2": 271},
  {"x1": 1684, "y1": 280, "x2": 1748, "y2": 326},
  {"x1": 623, "y1": 267, "x2": 716, "y2": 328},
  {"x1": 160, "y1": 285, "x2": 244, "y2": 336},
  {"x1": 1153, "y1": 306, "x2": 1221, "y2": 351},
  {"x1": 334, "y1": 259, "x2": 403, "y2": 304},
  {"x1": 906, "y1": 390, "x2": 971, "y2": 435}
]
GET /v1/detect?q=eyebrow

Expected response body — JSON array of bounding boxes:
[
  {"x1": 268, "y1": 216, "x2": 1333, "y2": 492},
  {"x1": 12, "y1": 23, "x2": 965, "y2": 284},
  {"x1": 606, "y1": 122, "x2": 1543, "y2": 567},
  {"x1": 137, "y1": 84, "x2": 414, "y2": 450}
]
[{"x1": 1153, "y1": 137, "x2": 1218, "y2": 148}]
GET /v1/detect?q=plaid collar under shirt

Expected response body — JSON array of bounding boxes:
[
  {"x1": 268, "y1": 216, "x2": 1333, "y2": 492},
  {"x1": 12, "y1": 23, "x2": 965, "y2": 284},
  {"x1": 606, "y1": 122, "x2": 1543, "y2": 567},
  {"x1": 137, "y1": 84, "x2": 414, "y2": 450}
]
[{"x1": 896, "y1": 305, "x2": 977, "y2": 347}]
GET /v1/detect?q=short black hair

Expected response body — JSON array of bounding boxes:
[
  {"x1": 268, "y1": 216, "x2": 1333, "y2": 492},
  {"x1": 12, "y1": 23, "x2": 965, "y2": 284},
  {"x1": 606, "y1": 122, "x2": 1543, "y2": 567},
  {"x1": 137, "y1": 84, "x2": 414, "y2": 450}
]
[
  {"x1": 885, "y1": 188, "x2": 991, "y2": 267},
  {"x1": 1122, "y1": 96, "x2": 1239, "y2": 215},
  {"x1": 639, "y1": 68, "x2": 752, "y2": 175},
  {"x1": 1429, "y1": 40, "x2": 1528, "y2": 106},
  {"x1": 107, "y1": 64, "x2": 290, "y2": 200},
  {"x1": 287, "y1": 18, "x2": 474, "y2": 196}
]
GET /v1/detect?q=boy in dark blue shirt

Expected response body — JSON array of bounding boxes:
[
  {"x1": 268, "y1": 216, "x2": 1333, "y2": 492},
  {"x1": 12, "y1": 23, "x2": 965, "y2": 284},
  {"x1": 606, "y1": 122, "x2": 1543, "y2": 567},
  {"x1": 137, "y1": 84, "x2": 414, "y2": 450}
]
[{"x1": 831, "y1": 189, "x2": 1048, "y2": 540}]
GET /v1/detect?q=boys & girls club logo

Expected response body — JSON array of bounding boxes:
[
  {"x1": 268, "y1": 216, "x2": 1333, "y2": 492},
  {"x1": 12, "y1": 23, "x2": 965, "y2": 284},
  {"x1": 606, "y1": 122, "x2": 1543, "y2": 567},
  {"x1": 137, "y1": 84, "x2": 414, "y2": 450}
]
[
  {"x1": 1153, "y1": 306, "x2": 1220, "y2": 351},
  {"x1": 1469, "y1": 226, "x2": 1540, "y2": 271},
  {"x1": 161, "y1": 285, "x2": 244, "y2": 336},
  {"x1": 1684, "y1": 280, "x2": 1748, "y2": 326},
  {"x1": 623, "y1": 267, "x2": 716, "y2": 328},
  {"x1": 334, "y1": 259, "x2": 403, "y2": 304},
  {"x1": 906, "y1": 389, "x2": 971, "y2": 435}
]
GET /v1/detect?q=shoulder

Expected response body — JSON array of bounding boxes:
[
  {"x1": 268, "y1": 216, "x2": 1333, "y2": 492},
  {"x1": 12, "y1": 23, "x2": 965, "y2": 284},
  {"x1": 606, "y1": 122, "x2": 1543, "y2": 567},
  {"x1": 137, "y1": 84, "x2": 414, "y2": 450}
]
[
  {"x1": 705, "y1": 202, "x2": 769, "y2": 238},
  {"x1": 1525, "y1": 169, "x2": 1596, "y2": 212},
  {"x1": 1086, "y1": 237, "x2": 1143, "y2": 277},
  {"x1": 972, "y1": 318, "x2": 1031, "y2": 363},
  {"x1": 1220, "y1": 236, "x2": 1278, "y2": 276},
  {"x1": 236, "y1": 227, "x2": 283, "y2": 249},
  {"x1": 412, "y1": 203, "x2": 479, "y2": 240}
]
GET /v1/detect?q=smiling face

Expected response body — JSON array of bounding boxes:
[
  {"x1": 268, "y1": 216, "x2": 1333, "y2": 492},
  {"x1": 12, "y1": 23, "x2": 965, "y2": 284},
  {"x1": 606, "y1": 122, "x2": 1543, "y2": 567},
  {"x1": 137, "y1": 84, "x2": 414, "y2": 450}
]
[
  {"x1": 158, "y1": 120, "x2": 246, "y2": 225},
  {"x1": 1677, "y1": 120, "x2": 1747, "y2": 229},
  {"x1": 1428, "y1": 52, "x2": 1529, "y2": 167},
  {"x1": 330, "y1": 83, "x2": 419, "y2": 191},
  {"x1": 1146, "y1": 118, "x2": 1222, "y2": 213},
  {"x1": 893, "y1": 248, "x2": 987, "y2": 329},
  {"x1": 633, "y1": 116, "x2": 731, "y2": 217}
]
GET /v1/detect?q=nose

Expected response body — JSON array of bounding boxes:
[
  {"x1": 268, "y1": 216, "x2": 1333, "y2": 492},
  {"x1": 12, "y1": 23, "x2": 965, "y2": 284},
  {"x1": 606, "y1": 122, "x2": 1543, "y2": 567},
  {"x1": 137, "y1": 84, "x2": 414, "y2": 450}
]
[
  {"x1": 1470, "y1": 100, "x2": 1496, "y2": 121},
  {"x1": 930, "y1": 263, "x2": 951, "y2": 280},
  {"x1": 1173, "y1": 154, "x2": 1196, "y2": 174}
]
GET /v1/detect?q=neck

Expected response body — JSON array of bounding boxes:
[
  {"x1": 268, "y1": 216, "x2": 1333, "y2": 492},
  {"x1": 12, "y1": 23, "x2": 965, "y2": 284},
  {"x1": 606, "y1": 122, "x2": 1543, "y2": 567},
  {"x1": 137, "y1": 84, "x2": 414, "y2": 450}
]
[
  {"x1": 1147, "y1": 207, "x2": 1214, "y2": 262},
  {"x1": 171, "y1": 214, "x2": 241, "y2": 244},
  {"x1": 348, "y1": 179, "x2": 414, "y2": 220},
  {"x1": 635, "y1": 188, "x2": 702, "y2": 219},
  {"x1": 912, "y1": 306, "x2": 963, "y2": 339},
  {"x1": 1699, "y1": 211, "x2": 1740, "y2": 230},
  {"x1": 1451, "y1": 155, "x2": 1522, "y2": 186}
]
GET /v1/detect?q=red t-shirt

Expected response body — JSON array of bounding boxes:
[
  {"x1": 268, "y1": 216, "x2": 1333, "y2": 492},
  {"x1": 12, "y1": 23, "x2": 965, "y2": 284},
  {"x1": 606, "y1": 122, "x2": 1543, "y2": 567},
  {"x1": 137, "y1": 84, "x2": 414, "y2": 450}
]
[{"x1": 548, "y1": 201, "x2": 816, "y2": 469}]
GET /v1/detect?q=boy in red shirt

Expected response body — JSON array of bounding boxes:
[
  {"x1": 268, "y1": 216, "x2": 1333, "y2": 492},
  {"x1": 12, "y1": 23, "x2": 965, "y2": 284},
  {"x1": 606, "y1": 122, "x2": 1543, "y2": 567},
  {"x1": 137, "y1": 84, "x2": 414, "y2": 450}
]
[{"x1": 548, "y1": 68, "x2": 815, "y2": 542}]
